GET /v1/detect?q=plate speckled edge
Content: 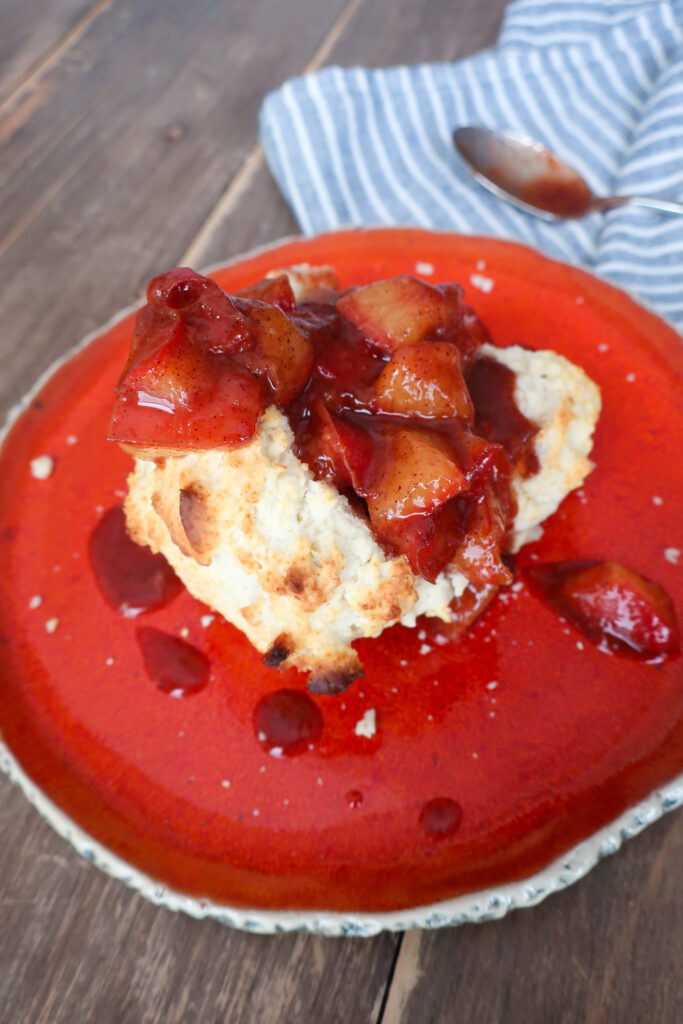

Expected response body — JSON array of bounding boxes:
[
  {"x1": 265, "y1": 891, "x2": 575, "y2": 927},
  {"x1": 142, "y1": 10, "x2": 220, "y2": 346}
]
[
  {"x1": 1, "y1": 736, "x2": 681, "y2": 935},
  {"x1": 1, "y1": 229, "x2": 682, "y2": 936}
]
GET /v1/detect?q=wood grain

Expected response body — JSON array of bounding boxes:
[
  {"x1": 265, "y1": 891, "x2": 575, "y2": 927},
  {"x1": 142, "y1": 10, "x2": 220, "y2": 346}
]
[
  {"x1": 330, "y1": 0, "x2": 508, "y2": 68},
  {"x1": 1, "y1": 0, "x2": 682, "y2": 1021},
  {"x1": 382, "y1": 814, "x2": 683, "y2": 1024},
  {"x1": 0, "y1": 0, "x2": 100, "y2": 104},
  {"x1": 0, "y1": 793, "x2": 398, "y2": 1024}
]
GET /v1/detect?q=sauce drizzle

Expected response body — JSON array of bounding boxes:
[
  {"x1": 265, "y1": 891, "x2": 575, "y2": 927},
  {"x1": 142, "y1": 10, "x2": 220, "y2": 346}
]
[{"x1": 467, "y1": 357, "x2": 539, "y2": 477}]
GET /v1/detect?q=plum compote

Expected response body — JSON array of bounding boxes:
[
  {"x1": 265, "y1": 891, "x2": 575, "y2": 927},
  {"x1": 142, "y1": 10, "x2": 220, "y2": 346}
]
[{"x1": 110, "y1": 268, "x2": 538, "y2": 585}]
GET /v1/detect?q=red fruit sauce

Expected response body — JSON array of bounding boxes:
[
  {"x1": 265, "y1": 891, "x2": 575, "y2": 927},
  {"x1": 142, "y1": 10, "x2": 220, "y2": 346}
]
[{"x1": 0, "y1": 230, "x2": 681, "y2": 915}]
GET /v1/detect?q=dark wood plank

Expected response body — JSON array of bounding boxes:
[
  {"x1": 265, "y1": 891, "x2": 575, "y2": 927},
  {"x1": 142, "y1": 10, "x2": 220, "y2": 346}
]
[
  {"x1": 0, "y1": 0, "x2": 98, "y2": 103},
  {"x1": 382, "y1": 813, "x2": 683, "y2": 1024},
  {"x1": 184, "y1": 150, "x2": 299, "y2": 270},
  {"x1": 332, "y1": 0, "x2": 508, "y2": 67}
]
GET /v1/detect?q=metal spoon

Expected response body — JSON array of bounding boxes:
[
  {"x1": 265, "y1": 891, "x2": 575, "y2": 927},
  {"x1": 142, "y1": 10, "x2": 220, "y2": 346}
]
[{"x1": 453, "y1": 126, "x2": 683, "y2": 219}]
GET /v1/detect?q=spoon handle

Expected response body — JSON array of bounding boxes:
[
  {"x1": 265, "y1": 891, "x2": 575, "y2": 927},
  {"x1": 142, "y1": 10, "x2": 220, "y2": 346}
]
[{"x1": 594, "y1": 195, "x2": 683, "y2": 216}]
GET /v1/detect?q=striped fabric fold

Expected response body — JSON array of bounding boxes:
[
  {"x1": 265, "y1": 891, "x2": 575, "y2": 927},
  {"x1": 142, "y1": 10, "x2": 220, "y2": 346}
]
[{"x1": 260, "y1": 0, "x2": 683, "y2": 327}]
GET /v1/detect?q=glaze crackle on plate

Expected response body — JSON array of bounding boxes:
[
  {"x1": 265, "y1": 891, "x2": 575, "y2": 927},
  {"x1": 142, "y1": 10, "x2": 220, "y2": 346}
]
[{"x1": 0, "y1": 229, "x2": 682, "y2": 933}]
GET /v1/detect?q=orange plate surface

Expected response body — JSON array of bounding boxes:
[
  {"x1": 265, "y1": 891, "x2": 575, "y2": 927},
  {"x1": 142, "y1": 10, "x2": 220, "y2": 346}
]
[{"x1": 0, "y1": 229, "x2": 681, "y2": 912}]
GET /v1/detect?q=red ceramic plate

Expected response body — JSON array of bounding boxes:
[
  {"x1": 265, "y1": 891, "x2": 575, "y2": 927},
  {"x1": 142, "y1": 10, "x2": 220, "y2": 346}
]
[{"x1": 1, "y1": 229, "x2": 682, "y2": 932}]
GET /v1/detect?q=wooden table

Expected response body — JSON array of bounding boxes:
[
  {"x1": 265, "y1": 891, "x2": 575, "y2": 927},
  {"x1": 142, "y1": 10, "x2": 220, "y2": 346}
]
[{"x1": 1, "y1": 2, "x2": 681, "y2": 1021}]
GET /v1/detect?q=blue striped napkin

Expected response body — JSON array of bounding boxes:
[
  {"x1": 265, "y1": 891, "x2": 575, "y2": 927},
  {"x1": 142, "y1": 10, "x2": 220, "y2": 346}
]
[{"x1": 260, "y1": 0, "x2": 683, "y2": 328}]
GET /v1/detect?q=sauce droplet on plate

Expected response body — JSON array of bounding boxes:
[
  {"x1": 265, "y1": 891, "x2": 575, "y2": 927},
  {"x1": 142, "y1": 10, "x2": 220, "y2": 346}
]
[
  {"x1": 419, "y1": 797, "x2": 463, "y2": 840},
  {"x1": 254, "y1": 689, "x2": 323, "y2": 757},
  {"x1": 137, "y1": 626, "x2": 210, "y2": 696},
  {"x1": 90, "y1": 505, "x2": 182, "y2": 616}
]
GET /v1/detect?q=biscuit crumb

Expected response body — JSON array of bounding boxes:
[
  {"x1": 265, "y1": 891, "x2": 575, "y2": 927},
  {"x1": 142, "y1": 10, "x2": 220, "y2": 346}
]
[
  {"x1": 470, "y1": 273, "x2": 494, "y2": 293},
  {"x1": 31, "y1": 455, "x2": 54, "y2": 480},
  {"x1": 415, "y1": 260, "x2": 434, "y2": 276},
  {"x1": 354, "y1": 708, "x2": 377, "y2": 738}
]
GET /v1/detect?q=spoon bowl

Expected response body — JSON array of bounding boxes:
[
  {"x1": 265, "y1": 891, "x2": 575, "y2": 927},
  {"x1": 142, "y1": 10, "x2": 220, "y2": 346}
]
[{"x1": 453, "y1": 126, "x2": 683, "y2": 219}]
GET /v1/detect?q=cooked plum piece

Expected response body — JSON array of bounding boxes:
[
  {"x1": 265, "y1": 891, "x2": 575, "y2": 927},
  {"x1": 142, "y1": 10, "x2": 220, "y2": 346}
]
[
  {"x1": 296, "y1": 400, "x2": 378, "y2": 494},
  {"x1": 366, "y1": 427, "x2": 468, "y2": 520},
  {"x1": 336, "y1": 275, "x2": 462, "y2": 353},
  {"x1": 233, "y1": 301, "x2": 314, "y2": 406},
  {"x1": 526, "y1": 560, "x2": 679, "y2": 658},
  {"x1": 110, "y1": 268, "x2": 314, "y2": 451},
  {"x1": 452, "y1": 479, "x2": 513, "y2": 588},
  {"x1": 373, "y1": 341, "x2": 474, "y2": 420},
  {"x1": 234, "y1": 272, "x2": 297, "y2": 311}
]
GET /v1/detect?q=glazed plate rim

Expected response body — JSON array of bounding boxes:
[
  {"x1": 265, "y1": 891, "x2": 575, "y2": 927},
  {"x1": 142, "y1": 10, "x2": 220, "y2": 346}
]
[{"x1": 1, "y1": 227, "x2": 682, "y2": 936}]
